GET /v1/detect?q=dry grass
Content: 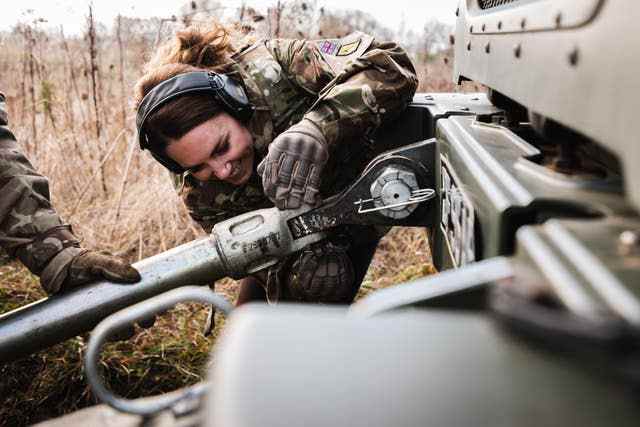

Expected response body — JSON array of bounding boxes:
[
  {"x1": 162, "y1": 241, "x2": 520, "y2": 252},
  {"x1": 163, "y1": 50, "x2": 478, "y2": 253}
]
[{"x1": 0, "y1": 10, "x2": 480, "y2": 426}]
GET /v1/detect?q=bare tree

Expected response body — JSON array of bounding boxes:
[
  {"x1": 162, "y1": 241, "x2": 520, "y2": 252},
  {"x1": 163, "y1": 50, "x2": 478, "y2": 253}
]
[
  {"x1": 116, "y1": 15, "x2": 127, "y2": 128},
  {"x1": 86, "y1": 4, "x2": 101, "y2": 140},
  {"x1": 421, "y1": 19, "x2": 451, "y2": 57}
]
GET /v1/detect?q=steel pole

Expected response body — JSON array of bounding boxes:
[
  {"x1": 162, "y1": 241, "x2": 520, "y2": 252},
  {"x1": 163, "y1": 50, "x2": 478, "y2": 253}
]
[
  {"x1": 0, "y1": 207, "x2": 325, "y2": 362},
  {"x1": 0, "y1": 236, "x2": 224, "y2": 362}
]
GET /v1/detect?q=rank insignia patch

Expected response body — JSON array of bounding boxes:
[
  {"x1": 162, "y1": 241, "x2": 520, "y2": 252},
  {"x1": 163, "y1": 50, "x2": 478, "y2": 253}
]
[{"x1": 337, "y1": 39, "x2": 361, "y2": 56}]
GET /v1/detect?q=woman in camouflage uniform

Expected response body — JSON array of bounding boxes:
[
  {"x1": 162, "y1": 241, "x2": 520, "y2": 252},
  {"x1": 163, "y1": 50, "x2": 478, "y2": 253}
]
[{"x1": 134, "y1": 22, "x2": 418, "y2": 305}]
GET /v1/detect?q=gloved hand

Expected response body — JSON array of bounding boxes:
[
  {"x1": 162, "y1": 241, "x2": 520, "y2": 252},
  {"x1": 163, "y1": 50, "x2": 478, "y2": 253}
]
[
  {"x1": 41, "y1": 248, "x2": 141, "y2": 294},
  {"x1": 257, "y1": 119, "x2": 329, "y2": 210},
  {"x1": 285, "y1": 240, "x2": 355, "y2": 303},
  {"x1": 67, "y1": 250, "x2": 141, "y2": 287}
]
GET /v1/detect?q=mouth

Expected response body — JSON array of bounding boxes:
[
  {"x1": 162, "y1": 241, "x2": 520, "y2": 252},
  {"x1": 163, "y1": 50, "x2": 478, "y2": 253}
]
[
  {"x1": 230, "y1": 161, "x2": 241, "y2": 178},
  {"x1": 225, "y1": 144, "x2": 254, "y2": 185}
]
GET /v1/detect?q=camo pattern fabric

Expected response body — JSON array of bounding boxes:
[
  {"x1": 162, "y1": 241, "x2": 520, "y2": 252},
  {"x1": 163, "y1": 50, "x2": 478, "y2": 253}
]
[
  {"x1": 177, "y1": 32, "x2": 418, "y2": 230},
  {"x1": 0, "y1": 92, "x2": 82, "y2": 293},
  {"x1": 173, "y1": 33, "x2": 417, "y2": 302}
]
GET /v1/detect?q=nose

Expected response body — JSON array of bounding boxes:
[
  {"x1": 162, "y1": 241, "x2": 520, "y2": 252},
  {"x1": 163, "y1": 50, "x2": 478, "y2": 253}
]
[{"x1": 208, "y1": 157, "x2": 233, "y2": 180}]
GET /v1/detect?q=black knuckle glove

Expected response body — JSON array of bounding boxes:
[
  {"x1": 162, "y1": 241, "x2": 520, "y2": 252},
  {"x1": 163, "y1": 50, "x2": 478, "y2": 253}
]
[
  {"x1": 286, "y1": 241, "x2": 356, "y2": 303},
  {"x1": 257, "y1": 119, "x2": 328, "y2": 210}
]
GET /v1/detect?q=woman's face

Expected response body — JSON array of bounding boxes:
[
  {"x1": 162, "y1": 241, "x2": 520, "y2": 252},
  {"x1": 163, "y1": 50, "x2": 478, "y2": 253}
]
[{"x1": 166, "y1": 112, "x2": 254, "y2": 185}]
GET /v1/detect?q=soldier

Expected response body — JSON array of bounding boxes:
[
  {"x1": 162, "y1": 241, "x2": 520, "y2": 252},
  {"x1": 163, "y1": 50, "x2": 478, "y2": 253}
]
[
  {"x1": 134, "y1": 22, "x2": 418, "y2": 305},
  {"x1": 0, "y1": 92, "x2": 141, "y2": 294}
]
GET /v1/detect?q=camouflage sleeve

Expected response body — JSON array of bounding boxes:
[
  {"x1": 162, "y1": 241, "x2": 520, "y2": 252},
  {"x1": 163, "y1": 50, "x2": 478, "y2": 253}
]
[
  {"x1": 0, "y1": 92, "x2": 82, "y2": 288},
  {"x1": 177, "y1": 173, "x2": 272, "y2": 233},
  {"x1": 266, "y1": 38, "x2": 336, "y2": 96},
  {"x1": 267, "y1": 35, "x2": 418, "y2": 148}
]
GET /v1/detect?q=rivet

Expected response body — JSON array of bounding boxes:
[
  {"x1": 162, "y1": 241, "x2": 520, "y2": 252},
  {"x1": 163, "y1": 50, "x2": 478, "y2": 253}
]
[
  {"x1": 485, "y1": 42, "x2": 491, "y2": 54},
  {"x1": 467, "y1": 41, "x2": 472, "y2": 51},
  {"x1": 568, "y1": 47, "x2": 579, "y2": 66},
  {"x1": 619, "y1": 230, "x2": 640, "y2": 255},
  {"x1": 514, "y1": 43, "x2": 522, "y2": 58}
]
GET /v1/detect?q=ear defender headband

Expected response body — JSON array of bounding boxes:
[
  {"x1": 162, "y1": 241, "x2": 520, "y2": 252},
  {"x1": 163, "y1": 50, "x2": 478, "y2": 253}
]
[{"x1": 136, "y1": 71, "x2": 254, "y2": 174}]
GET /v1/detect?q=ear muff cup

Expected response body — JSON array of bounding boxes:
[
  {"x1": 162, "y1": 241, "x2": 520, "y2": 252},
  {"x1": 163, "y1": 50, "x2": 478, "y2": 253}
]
[{"x1": 136, "y1": 71, "x2": 254, "y2": 174}]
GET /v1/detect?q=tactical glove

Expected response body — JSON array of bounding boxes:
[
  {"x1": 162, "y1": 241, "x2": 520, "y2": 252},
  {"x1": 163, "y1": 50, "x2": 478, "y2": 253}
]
[
  {"x1": 257, "y1": 119, "x2": 329, "y2": 210},
  {"x1": 41, "y1": 248, "x2": 141, "y2": 294},
  {"x1": 285, "y1": 240, "x2": 356, "y2": 303}
]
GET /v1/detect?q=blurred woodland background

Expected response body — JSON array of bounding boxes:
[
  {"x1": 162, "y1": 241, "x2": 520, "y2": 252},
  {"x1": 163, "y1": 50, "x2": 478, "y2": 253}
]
[{"x1": 0, "y1": 1, "x2": 478, "y2": 425}]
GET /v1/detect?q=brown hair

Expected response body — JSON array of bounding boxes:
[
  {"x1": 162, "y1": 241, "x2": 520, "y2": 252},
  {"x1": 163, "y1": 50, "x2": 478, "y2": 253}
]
[{"x1": 134, "y1": 21, "x2": 243, "y2": 154}]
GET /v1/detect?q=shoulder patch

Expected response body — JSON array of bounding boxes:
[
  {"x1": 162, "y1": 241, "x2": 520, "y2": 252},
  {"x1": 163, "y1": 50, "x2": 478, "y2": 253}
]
[
  {"x1": 314, "y1": 32, "x2": 374, "y2": 74},
  {"x1": 337, "y1": 39, "x2": 360, "y2": 56},
  {"x1": 317, "y1": 39, "x2": 340, "y2": 56}
]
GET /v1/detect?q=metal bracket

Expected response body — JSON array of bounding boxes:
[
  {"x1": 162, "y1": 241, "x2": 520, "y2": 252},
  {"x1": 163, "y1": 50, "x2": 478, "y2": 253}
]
[{"x1": 288, "y1": 138, "x2": 438, "y2": 238}]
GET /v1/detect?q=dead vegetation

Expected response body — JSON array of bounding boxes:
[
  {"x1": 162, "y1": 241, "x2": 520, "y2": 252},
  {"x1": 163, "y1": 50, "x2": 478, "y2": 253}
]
[{"x1": 0, "y1": 1, "x2": 479, "y2": 425}]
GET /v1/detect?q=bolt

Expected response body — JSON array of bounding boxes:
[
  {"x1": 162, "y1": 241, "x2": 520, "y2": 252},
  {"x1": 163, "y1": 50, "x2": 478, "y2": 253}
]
[
  {"x1": 498, "y1": 21, "x2": 503, "y2": 30},
  {"x1": 449, "y1": 34, "x2": 455, "y2": 45},
  {"x1": 482, "y1": 23, "x2": 486, "y2": 32},
  {"x1": 555, "y1": 12, "x2": 563, "y2": 27},
  {"x1": 619, "y1": 230, "x2": 640, "y2": 256},
  {"x1": 456, "y1": 7, "x2": 459, "y2": 17},
  {"x1": 370, "y1": 166, "x2": 420, "y2": 219},
  {"x1": 568, "y1": 47, "x2": 579, "y2": 66},
  {"x1": 467, "y1": 41, "x2": 472, "y2": 51},
  {"x1": 520, "y1": 18, "x2": 526, "y2": 29},
  {"x1": 485, "y1": 42, "x2": 491, "y2": 54},
  {"x1": 514, "y1": 43, "x2": 522, "y2": 58},
  {"x1": 470, "y1": 25, "x2": 474, "y2": 33}
]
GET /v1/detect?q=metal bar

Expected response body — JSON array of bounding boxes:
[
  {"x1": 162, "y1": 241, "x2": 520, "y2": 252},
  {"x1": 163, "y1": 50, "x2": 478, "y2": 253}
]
[
  {"x1": 0, "y1": 236, "x2": 225, "y2": 362},
  {"x1": 0, "y1": 206, "x2": 326, "y2": 362},
  {"x1": 350, "y1": 257, "x2": 514, "y2": 317}
]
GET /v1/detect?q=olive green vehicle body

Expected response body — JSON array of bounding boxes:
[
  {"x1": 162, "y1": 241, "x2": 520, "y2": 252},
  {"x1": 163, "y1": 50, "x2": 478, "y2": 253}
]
[
  {"x1": 208, "y1": 1, "x2": 640, "y2": 423},
  {"x1": 32, "y1": 1, "x2": 640, "y2": 425}
]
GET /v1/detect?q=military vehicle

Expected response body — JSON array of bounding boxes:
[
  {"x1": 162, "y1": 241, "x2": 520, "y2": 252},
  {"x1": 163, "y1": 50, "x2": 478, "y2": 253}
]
[{"x1": 4, "y1": 0, "x2": 639, "y2": 425}]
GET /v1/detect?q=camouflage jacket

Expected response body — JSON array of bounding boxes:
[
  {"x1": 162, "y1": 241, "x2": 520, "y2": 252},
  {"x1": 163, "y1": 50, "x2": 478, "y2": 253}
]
[
  {"x1": 177, "y1": 32, "x2": 418, "y2": 232},
  {"x1": 0, "y1": 92, "x2": 83, "y2": 294}
]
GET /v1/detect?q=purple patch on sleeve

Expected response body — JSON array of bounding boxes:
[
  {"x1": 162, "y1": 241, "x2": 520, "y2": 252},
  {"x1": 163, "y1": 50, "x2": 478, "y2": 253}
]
[{"x1": 319, "y1": 40, "x2": 339, "y2": 55}]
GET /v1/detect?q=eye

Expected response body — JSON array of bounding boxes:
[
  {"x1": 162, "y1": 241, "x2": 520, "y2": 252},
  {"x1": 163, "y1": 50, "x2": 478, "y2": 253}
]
[{"x1": 214, "y1": 137, "x2": 230, "y2": 156}]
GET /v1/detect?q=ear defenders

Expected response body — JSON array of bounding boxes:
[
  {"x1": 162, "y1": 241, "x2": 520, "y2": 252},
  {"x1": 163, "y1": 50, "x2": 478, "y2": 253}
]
[{"x1": 136, "y1": 71, "x2": 254, "y2": 174}]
